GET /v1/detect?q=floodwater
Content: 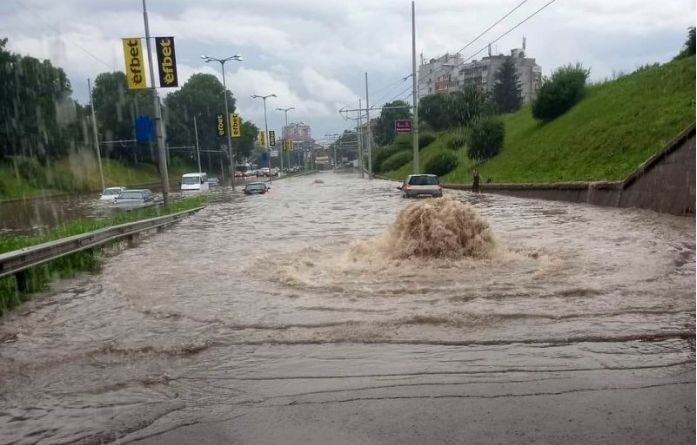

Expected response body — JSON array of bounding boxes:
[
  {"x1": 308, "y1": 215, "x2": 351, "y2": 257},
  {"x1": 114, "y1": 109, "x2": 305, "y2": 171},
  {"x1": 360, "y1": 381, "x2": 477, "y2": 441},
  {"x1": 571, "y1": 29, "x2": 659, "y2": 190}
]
[{"x1": 0, "y1": 172, "x2": 694, "y2": 444}]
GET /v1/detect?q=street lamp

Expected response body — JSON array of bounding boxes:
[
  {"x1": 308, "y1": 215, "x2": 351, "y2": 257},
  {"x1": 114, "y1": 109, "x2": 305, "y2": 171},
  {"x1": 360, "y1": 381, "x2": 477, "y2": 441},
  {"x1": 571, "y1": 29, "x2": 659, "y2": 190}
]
[
  {"x1": 275, "y1": 106, "x2": 294, "y2": 170},
  {"x1": 201, "y1": 54, "x2": 242, "y2": 189},
  {"x1": 252, "y1": 94, "x2": 277, "y2": 172}
]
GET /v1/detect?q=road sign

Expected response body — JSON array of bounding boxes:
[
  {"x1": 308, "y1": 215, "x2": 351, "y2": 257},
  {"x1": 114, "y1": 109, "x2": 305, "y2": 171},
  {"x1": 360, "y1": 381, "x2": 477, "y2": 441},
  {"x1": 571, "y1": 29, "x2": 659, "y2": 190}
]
[
  {"x1": 395, "y1": 119, "x2": 412, "y2": 132},
  {"x1": 270, "y1": 150, "x2": 279, "y2": 157},
  {"x1": 269, "y1": 130, "x2": 276, "y2": 146}
]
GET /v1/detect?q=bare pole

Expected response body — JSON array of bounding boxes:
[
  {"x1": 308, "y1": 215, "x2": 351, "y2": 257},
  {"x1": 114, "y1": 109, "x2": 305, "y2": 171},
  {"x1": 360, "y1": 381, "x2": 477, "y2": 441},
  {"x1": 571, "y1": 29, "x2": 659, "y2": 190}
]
[
  {"x1": 365, "y1": 72, "x2": 372, "y2": 178},
  {"x1": 193, "y1": 115, "x2": 202, "y2": 173},
  {"x1": 142, "y1": 0, "x2": 170, "y2": 204},
  {"x1": 357, "y1": 98, "x2": 364, "y2": 178},
  {"x1": 411, "y1": 0, "x2": 420, "y2": 174},
  {"x1": 87, "y1": 78, "x2": 105, "y2": 191}
]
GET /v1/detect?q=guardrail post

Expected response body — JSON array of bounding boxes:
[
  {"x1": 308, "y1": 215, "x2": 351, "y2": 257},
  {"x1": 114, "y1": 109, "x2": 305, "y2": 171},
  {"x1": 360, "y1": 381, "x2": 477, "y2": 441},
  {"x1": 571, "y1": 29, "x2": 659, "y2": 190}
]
[
  {"x1": 128, "y1": 234, "x2": 138, "y2": 247},
  {"x1": 15, "y1": 271, "x2": 28, "y2": 293}
]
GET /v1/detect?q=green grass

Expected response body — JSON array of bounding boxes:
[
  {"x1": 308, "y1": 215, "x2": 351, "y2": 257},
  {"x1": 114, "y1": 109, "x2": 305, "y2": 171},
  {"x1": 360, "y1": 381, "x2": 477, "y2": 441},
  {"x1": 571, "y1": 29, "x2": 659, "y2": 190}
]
[
  {"x1": 0, "y1": 195, "x2": 207, "y2": 315},
  {"x1": 385, "y1": 56, "x2": 695, "y2": 184}
]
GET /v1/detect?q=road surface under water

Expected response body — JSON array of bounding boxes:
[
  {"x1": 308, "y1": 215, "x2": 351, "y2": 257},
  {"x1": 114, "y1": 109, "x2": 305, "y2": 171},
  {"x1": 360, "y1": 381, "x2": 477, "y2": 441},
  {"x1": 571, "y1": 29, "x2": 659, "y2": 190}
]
[{"x1": 0, "y1": 172, "x2": 694, "y2": 444}]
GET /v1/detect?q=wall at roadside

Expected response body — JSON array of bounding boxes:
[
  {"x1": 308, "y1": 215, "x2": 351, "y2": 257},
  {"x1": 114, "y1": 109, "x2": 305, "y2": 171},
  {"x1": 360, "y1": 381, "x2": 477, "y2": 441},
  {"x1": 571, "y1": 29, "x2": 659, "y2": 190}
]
[{"x1": 381, "y1": 125, "x2": 695, "y2": 216}]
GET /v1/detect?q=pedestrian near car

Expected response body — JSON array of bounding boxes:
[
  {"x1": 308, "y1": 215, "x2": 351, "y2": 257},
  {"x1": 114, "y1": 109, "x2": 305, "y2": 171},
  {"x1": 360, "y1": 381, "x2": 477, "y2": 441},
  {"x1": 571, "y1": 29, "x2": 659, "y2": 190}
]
[{"x1": 472, "y1": 169, "x2": 481, "y2": 193}]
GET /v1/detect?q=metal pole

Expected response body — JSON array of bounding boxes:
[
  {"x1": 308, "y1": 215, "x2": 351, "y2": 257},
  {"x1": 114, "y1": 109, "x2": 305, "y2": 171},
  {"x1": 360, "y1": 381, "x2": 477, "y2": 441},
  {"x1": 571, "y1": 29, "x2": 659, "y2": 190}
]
[
  {"x1": 357, "y1": 98, "x2": 364, "y2": 178},
  {"x1": 193, "y1": 115, "x2": 202, "y2": 173},
  {"x1": 263, "y1": 98, "x2": 271, "y2": 172},
  {"x1": 411, "y1": 0, "x2": 420, "y2": 174},
  {"x1": 142, "y1": 0, "x2": 170, "y2": 204},
  {"x1": 221, "y1": 62, "x2": 235, "y2": 190},
  {"x1": 365, "y1": 72, "x2": 372, "y2": 178},
  {"x1": 87, "y1": 78, "x2": 105, "y2": 191},
  {"x1": 283, "y1": 109, "x2": 290, "y2": 169}
]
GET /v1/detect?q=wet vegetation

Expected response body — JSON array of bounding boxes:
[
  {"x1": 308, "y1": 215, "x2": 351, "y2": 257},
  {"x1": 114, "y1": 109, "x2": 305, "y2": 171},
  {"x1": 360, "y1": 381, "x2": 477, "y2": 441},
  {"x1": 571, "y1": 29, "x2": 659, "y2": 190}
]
[
  {"x1": 0, "y1": 195, "x2": 206, "y2": 315},
  {"x1": 384, "y1": 54, "x2": 695, "y2": 183}
]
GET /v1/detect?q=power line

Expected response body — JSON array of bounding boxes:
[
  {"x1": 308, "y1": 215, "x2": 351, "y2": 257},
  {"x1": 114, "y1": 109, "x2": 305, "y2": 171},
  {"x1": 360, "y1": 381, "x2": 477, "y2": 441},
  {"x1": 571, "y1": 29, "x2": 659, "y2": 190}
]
[
  {"x1": 462, "y1": 0, "x2": 559, "y2": 63},
  {"x1": 454, "y1": 0, "x2": 529, "y2": 55}
]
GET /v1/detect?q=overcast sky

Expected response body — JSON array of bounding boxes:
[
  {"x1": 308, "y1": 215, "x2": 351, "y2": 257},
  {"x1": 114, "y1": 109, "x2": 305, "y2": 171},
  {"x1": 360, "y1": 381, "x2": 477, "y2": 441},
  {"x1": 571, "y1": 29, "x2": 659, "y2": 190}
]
[{"x1": 2, "y1": 0, "x2": 694, "y2": 140}]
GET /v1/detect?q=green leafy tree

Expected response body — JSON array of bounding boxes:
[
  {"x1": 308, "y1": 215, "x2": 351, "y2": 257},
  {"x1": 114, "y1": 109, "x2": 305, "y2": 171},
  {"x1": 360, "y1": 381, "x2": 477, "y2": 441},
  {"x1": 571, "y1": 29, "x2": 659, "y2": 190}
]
[
  {"x1": 451, "y1": 85, "x2": 489, "y2": 127},
  {"x1": 467, "y1": 117, "x2": 504, "y2": 161},
  {"x1": 235, "y1": 120, "x2": 259, "y2": 161},
  {"x1": 492, "y1": 57, "x2": 522, "y2": 113},
  {"x1": 532, "y1": 64, "x2": 589, "y2": 121},
  {"x1": 424, "y1": 152, "x2": 458, "y2": 176},
  {"x1": 418, "y1": 94, "x2": 452, "y2": 131},
  {"x1": 675, "y1": 27, "x2": 696, "y2": 60},
  {"x1": 374, "y1": 100, "x2": 411, "y2": 146}
]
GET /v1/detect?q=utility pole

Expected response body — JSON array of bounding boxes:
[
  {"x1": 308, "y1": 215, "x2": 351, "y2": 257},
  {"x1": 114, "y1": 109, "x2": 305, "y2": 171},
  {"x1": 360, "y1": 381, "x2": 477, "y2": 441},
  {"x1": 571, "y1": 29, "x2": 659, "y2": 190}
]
[
  {"x1": 365, "y1": 72, "x2": 372, "y2": 178},
  {"x1": 411, "y1": 0, "x2": 420, "y2": 174},
  {"x1": 193, "y1": 115, "x2": 202, "y2": 174},
  {"x1": 252, "y1": 94, "x2": 276, "y2": 172},
  {"x1": 142, "y1": 0, "x2": 170, "y2": 204},
  {"x1": 357, "y1": 98, "x2": 364, "y2": 178},
  {"x1": 276, "y1": 107, "x2": 294, "y2": 171},
  {"x1": 87, "y1": 78, "x2": 105, "y2": 192}
]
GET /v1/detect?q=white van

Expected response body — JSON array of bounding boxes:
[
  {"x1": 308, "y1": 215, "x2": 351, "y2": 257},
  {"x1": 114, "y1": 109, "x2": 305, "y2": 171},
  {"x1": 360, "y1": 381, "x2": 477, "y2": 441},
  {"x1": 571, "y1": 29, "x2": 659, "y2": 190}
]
[{"x1": 181, "y1": 172, "x2": 209, "y2": 192}]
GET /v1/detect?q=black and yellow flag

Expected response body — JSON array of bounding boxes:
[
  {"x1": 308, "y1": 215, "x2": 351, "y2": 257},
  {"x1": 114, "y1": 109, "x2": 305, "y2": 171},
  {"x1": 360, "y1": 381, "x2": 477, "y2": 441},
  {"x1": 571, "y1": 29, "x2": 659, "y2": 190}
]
[
  {"x1": 269, "y1": 131, "x2": 276, "y2": 146},
  {"x1": 155, "y1": 37, "x2": 178, "y2": 88},
  {"x1": 216, "y1": 114, "x2": 225, "y2": 137},
  {"x1": 230, "y1": 113, "x2": 241, "y2": 137},
  {"x1": 121, "y1": 38, "x2": 147, "y2": 89}
]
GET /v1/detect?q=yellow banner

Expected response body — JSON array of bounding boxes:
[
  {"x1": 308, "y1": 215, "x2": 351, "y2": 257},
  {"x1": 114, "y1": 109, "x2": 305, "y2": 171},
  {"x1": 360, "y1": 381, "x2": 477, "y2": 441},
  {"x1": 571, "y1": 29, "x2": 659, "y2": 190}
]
[
  {"x1": 285, "y1": 139, "x2": 293, "y2": 152},
  {"x1": 122, "y1": 38, "x2": 147, "y2": 89},
  {"x1": 230, "y1": 113, "x2": 241, "y2": 138},
  {"x1": 258, "y1": 131, "x2": 265, "y2": 147}
]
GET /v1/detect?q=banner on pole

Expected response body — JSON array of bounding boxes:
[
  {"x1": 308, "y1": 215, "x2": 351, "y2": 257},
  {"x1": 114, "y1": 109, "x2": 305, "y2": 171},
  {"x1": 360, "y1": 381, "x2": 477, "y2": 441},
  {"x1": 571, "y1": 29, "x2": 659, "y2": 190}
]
[
  {"x1": 230, "y1": 113, "x2": 241, "y2": 137},
  {"x1": 155, "y1": 37, "x2": 178, "y2": 87},
  {"x1": 269, "y1": 131, "x2": 276, "y2": 146},
  {"x1": 216, "y1": 114, "x2": 225, "y2": 137},
  {"x1": 121, "y1": 38, "x2": 147, "y2": 89},
  {"x1": 258, "y1": 131, "x2": 265, "y2": 147}
]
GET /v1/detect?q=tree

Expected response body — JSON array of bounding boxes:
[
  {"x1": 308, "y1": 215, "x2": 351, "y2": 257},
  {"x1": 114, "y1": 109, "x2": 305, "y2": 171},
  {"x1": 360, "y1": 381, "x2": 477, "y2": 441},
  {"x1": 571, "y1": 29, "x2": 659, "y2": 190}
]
[
  {"x1": 235, "y1": 120, "x2": 259, "y2": 161},
  {"x1": 418, "y1": 94, "x2": 452, "y2": 131},
  {"x1": 675, "y1": 27, "x2": 696, "y2": 60},
  {"x1": 532, "y1": 63, "x2": 589, "y2": 121},
  {"x1": 492, "y1": 57, "x2": 522, "y2": 114},
  {"x1": 374, "y1": 100, "x2": 411, "y2": 146},
  {"x1": 467, "y1": 117, "x2": 504, "y2": 161},
  {"x1": 451, "y1": 85, "x2": 490, "y2": 127},
  {"x1": 164, "y1": 73, "x2": 237, "y2": 168}
]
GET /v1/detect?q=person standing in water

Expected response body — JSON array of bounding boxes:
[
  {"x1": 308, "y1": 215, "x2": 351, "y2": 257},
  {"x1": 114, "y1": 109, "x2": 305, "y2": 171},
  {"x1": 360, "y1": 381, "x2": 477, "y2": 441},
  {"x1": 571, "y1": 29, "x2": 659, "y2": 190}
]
[{"x1": 472, "y1": 169, "x2": 481, "y2": 193}]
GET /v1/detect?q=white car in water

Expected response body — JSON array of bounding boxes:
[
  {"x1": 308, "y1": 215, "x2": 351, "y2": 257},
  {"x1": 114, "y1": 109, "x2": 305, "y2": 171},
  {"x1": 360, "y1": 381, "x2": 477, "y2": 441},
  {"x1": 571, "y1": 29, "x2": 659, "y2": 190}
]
[
  {"x1": 398, "y1": 174, "x2": 443, "y2": 198},
  {"x1": 99, "y1": 187, "x2": 126, "y2": 202}
]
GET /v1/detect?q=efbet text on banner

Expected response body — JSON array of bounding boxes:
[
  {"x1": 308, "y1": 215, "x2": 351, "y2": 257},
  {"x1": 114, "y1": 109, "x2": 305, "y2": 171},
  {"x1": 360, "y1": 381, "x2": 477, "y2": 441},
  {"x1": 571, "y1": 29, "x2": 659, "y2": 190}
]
[
  {"x1": 258, "y1": 131, "x2": 265, "y2": 147},
  {"x1": 269, "y1": 131, "x2": 276, "y2": 146},
  {"x1": 216, "y1": 114, "x2": 225, "y2": 137},
  {"x1": 122, "y1": 38, "x2": 146, "y2": 89},
  {"x1": 155, "y1": 37, "x2": 178, "y2": 87},
  {"x1": 230, "y1": 113, "x2": 241, "y2": 138}
]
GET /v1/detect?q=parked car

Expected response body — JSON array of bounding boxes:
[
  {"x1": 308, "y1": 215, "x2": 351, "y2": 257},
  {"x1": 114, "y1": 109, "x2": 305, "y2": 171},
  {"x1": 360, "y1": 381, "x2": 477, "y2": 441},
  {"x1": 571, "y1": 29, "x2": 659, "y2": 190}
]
[
  {"x1": 270, "y1": 167, "x2": 280, "y2": 177},
  {"x1": 234, "y1": 171, "x2": 244, "y2": 178},
  {"x1": 113, "y1": 189, "x2": 156, "y2": 207},
  {"x1": 243, "y1": 182, "x2": 268, "y2": 195},
  {"x1": 398, "y1": 174, "x2": 443, "y2": 198},
  {"x1": 99, "y1": 187, "x2": 126, "y2": 202},
  {"x1": 244, "y1": 170, "x2": 256, "y2": 177},
  {"x1": 207, "y1": 177, "x2": 220, "y2": 188},
  {"x1": 181, "y1": 172, "x2": 209, "y2": 192},
  {"x1": 259, "y1": 167, "x2": 270, "y2": 177}
]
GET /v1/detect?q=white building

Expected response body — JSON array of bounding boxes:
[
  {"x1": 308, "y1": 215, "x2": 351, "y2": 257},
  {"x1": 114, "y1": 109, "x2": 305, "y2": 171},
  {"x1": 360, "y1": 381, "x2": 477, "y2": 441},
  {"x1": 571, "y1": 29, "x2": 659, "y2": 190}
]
[{"x1": 418, "y1": 41, "x2": 542, "y2": 103}]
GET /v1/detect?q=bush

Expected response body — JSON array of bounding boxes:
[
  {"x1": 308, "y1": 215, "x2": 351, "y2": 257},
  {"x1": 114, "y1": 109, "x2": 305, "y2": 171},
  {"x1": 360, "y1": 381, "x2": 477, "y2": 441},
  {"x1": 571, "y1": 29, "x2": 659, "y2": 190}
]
[
  {"x1": 419, "y1": 133, "x2": 436, "y2": 150},
  {"x1": 447, "y1": 133, "x2": 467, "y2": 150},
  {"x1": 532, "y1": 64, "x2": 589, "y2": 120},
  {"x1": 381, "y1": 150, "x2": 412, "y2": 172},
  {"x1": 467, "y1": 118, "x2": 504, "y2": 161},
  {"x1": 373, "y1": 145, "x2": 401, "y2": 173},
  {"x1": 424, "y1": 152, "x2": 459, "y2": 177}
]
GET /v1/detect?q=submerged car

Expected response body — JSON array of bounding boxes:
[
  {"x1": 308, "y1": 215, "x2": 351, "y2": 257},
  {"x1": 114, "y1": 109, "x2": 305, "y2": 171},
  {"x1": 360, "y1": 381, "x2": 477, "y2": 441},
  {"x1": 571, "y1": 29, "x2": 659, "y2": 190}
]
[
  {"x1": 113, "y1": 189, "x2": 156, "y2": 207},
  {"x1": 243, "y1": 182, "x2": 268, "y2": 195},
  {"x1": 99, "y1": 187, "x2": 126, "y2": 202},
  {"x1": 398, "y1": 174, "x2": 443, "y2": 198}
]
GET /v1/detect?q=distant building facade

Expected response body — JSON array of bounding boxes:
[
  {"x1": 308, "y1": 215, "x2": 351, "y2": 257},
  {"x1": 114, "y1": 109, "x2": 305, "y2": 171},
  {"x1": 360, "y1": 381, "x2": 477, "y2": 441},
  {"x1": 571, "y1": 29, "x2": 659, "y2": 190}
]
[
  {"x1": 418, "y1": 41, "x2": 542, "y2": 103},
  {"x1": 282, "y1": 122, "x2": 312, "y2": 142}
]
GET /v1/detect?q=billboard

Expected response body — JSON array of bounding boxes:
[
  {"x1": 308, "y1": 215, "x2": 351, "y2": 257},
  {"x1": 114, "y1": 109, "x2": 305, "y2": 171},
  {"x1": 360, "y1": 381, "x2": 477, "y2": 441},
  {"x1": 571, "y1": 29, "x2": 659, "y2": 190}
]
[
  {"x1": 121, "y1": 38, "x2": 146, "y2": 89},
  {"x1": 155, "y1": 37, "x2": 178, "y2": 88}
]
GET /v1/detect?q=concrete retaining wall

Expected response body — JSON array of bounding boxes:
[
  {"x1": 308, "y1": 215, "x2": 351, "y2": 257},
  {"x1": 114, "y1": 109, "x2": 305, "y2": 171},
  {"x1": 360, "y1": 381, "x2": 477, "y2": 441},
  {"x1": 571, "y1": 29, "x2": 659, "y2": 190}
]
[{"x1": 444, "y1": 125, "x2": 695, "y2": 216}]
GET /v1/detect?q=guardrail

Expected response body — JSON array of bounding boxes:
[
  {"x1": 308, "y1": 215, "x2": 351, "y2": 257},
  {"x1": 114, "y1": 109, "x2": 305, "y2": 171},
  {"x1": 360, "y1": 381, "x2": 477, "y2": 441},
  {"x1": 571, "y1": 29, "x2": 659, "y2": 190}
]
[{"x1": 0, "y1": 206, "x2": 204, "y2": 290}]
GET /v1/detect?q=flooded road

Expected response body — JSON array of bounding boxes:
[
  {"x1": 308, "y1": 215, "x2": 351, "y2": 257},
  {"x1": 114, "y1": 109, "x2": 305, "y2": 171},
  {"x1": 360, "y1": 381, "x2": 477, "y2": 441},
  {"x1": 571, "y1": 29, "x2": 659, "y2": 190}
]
[{"x1": 0, "y1": 172, "x2": 694, "y2": 444}]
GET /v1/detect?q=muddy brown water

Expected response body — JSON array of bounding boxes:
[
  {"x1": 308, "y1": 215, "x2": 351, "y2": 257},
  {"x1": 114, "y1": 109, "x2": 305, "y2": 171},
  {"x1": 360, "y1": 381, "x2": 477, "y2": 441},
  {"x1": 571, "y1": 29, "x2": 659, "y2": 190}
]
[{"x1": 0, "y1": 172, "x2": 694, "y2": 444}]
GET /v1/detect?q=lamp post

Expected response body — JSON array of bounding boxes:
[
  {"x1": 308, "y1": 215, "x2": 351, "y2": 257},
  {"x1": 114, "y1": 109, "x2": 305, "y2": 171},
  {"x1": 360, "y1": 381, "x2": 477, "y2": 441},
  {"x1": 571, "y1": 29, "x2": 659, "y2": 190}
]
[
  {"x1": 252, "y1": 94, "x2": 276, "y2": 172},
  {"x1": 201, "y1": 54, "x2": 242, "y2": 189},
  {"x1": 276, "y1": 106, "x2": 294, "y2": 170}
]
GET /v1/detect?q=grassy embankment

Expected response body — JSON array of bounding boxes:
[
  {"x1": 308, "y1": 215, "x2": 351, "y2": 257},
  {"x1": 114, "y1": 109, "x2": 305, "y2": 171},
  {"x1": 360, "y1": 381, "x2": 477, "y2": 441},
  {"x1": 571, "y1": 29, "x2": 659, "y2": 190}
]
[
  {"x1": 0, "y1": 195, "x2": 207, "y2": 315},
  {"x1": 0, "y1": 150, "x2": 196, "y2": 201},
  {"x1": 385, "y1": 55, "x2": 696, "y2": 183}
]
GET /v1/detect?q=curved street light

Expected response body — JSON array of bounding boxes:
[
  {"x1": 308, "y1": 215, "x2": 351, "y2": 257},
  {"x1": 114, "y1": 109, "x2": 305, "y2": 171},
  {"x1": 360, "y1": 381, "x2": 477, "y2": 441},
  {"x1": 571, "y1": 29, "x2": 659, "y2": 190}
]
[
  {"x1": 202, "y1": 54, "x2": 242, "y2": 189},
  {"x1": 251, "y1": 94, "x2": 277, "y2": 172}
]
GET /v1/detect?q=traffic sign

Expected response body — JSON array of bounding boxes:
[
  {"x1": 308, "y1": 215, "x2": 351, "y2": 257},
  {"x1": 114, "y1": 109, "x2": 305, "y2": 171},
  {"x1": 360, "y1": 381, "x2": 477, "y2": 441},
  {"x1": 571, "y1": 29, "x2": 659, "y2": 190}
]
[{"x1": 395, "y1": 119, "x2": 412, "y2": 132}]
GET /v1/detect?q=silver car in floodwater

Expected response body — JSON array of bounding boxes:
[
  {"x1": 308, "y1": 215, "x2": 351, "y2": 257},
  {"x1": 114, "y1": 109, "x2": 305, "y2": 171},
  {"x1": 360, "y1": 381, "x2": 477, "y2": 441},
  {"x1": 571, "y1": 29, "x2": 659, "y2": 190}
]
[{"x1": 398, "y1": 174, "x2": 443, "y2": 198}]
